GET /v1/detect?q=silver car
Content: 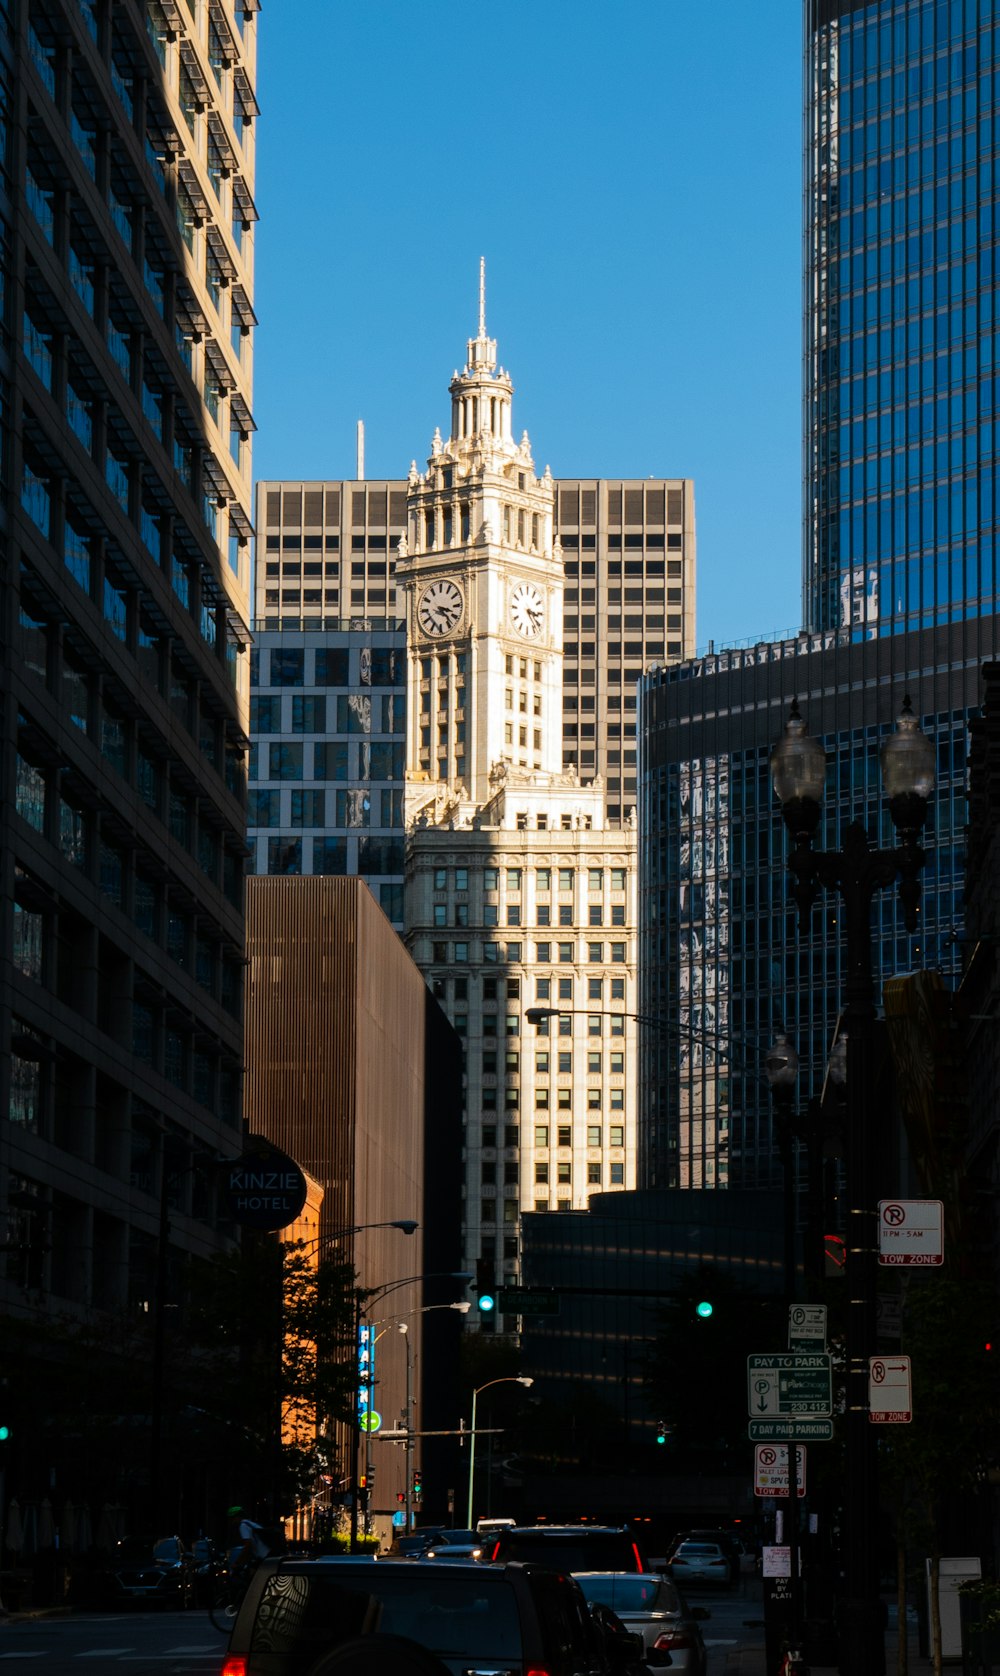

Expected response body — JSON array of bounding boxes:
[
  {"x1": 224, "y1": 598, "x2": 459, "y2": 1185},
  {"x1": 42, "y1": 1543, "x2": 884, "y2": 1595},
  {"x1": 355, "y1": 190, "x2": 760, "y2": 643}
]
[{"x1": 574, "y1": 1571, "x2": 709, "y2": 1675}]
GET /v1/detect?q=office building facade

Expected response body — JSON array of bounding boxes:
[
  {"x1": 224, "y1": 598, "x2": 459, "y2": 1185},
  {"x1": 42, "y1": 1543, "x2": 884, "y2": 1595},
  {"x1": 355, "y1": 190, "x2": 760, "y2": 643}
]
[
  {"x1": 248, "y1": 621, "x2": 406, "y2": 925},
  {"x1": 1, "y1": 0, "x2": 257, "y2": 1500},
  {"x1": 638, "y1": 617, "x2": 997, "y2": 1191},
  {"x1": 253, "y1": 475, "x2": 695, "y2": 823},
  {"x1": 804, "y1": 0, "x2": 998, "y2": 635}
]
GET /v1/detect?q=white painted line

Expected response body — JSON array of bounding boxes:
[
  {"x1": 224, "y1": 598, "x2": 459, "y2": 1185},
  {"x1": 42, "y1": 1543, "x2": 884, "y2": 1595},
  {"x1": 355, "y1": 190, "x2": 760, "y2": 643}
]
[{"x1": 77, "y1": 1650, "x2": 137, "y2": 1658}]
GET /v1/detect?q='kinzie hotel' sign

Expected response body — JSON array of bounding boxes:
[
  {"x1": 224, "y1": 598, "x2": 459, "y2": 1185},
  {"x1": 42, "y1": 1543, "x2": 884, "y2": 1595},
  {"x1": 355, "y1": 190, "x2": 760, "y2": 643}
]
[{"x1": 222, "y1": 1136, "x2": 308, "y2": 1230}]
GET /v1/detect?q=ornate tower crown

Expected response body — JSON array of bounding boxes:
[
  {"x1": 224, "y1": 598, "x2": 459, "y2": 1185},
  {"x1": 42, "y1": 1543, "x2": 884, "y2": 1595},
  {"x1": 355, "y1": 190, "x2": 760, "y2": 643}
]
[{"x1": 447, "y1": 258, "x2": 516, "y2": 459}]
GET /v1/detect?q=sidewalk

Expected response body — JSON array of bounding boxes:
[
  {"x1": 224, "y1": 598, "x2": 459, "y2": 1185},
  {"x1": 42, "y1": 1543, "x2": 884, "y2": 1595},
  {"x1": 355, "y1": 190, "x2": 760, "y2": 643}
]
[{"x1": 723, "y1": 1622, "x2": 935, "y2": 1675}]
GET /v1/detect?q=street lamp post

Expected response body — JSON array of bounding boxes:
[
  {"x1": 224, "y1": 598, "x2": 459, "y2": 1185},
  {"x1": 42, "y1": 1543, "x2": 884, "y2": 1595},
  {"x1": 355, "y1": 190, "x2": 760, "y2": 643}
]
[
  {"x1": 770, "y1": 695, "x2": 935, "y2": 1676},
  {"x1": 363, "y1": 1303, "x2": 470, "y2": 1533},
  {"x1": 465, "y1": 1376, "x2": 533, "y2": 1529},
  {"x1": 351, "y1": 1271, "x2": 472, "y2": 1551}
]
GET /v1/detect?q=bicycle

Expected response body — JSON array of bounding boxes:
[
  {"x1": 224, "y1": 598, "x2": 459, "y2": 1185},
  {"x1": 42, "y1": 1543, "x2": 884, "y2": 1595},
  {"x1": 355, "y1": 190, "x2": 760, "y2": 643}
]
[{"x1": 208, "y1": 1555, "x2": 257, "y2": 1632}]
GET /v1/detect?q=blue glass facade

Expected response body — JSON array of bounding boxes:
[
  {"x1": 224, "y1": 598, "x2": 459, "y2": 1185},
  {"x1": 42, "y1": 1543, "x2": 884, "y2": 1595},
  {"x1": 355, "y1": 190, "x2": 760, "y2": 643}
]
[
  {"x1": 804, "y1": 0, "x2": 999, "y2": 634},
  {"x1": 248, "y1": 621, "x2": 407, "y2": 926}
]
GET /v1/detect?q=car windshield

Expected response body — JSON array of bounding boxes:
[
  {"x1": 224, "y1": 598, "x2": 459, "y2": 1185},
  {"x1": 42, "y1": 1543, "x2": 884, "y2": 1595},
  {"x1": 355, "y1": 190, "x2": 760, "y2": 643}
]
[
  {"x1": 677, "y1": 1544, "x2": 721, "y2": 1557},
  {"x1": 438, "y1": 1531, "x2": 478, "y2": 1545},
  {"x1": 577, "y1": 1576, "x2": 679, "y2": 1613},
  {"x1": 250, "y1": 1569, "x2": 522, "y2": 1660}
]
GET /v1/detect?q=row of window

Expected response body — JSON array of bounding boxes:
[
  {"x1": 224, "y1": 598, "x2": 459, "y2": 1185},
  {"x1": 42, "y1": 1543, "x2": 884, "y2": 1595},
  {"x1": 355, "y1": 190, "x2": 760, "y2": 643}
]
[
  {"x1": 250, "y1": 735, "x2": 405, "y2": 784},
  {"x1": 252, "y1": 646, "x2": 405, "y2": 688},
  {"x1": 482, "y1": 1045, "x2": 627, "y2": 1075},
  {"x1": 432, "y1": 975, "x2": 627, "y2": 1004},
  {"x1": 478, "y1": 1121, "x2": 626, "y2": 1150},
  {"x1": 432, "y1": 903, "x2": 627, "y2": 928},
  {"x1": 430, "y1": 940, "x2": 628, "y2": 965},
  {"x1": 254, "y1": 835, "x2": 404, "y2": 878},
  {"x1": 432, "y1": 865, "x2": 629, "y2": 892}
]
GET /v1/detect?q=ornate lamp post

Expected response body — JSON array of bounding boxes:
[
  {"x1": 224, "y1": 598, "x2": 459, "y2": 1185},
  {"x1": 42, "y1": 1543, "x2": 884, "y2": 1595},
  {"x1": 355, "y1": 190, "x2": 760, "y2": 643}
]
[{"x1": 770, "y1": 695, "x2": 934, "y2": 1676}]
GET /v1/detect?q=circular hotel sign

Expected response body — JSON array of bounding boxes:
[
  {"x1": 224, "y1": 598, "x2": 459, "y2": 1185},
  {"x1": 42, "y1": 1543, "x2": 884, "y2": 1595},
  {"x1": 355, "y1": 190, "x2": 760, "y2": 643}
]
[{"x1": 222, "y1": 1136, "x2": 308, "y2": 1231}]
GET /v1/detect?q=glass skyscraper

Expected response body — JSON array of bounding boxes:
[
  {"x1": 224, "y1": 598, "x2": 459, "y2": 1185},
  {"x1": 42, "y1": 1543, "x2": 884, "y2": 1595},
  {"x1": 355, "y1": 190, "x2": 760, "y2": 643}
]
[
  {"x1": 638, "y1": 0, "x2": 1000, "y2": 1192},
  {"x1": 804, "y1": 0, "x2": 998, "y2": 635}
]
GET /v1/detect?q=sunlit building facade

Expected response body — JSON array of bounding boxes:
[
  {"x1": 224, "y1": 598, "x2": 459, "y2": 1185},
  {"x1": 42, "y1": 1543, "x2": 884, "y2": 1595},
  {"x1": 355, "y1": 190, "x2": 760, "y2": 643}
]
[{"x1": 1, "y1": 0, "x2": 256, "y2": 1339}]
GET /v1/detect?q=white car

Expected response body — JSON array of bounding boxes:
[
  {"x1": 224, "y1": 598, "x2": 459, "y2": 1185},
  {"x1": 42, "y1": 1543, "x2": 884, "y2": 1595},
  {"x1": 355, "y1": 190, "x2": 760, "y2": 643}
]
[{"x1": 667, "y1": 1540, "x2": 733, "y2": 1588}]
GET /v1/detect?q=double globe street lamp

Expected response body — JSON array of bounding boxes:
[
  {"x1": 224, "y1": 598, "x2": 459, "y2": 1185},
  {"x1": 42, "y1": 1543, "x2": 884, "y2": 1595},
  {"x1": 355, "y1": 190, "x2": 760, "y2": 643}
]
[{"x1": 769, "y1": 694, "x2": 935, "y2": 1676}]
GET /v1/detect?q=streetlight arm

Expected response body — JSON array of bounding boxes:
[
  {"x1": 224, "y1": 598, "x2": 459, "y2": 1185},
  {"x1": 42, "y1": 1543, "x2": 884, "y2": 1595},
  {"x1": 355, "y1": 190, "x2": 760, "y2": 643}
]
[{"x1": 466, "y1": 1377, "x2": 533, "y2": 1527}]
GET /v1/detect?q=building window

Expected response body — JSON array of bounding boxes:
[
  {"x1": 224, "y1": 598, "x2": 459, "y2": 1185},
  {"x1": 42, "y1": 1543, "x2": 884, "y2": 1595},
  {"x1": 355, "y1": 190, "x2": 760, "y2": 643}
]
[
  {"x1": 558, "y1": 942, "x2": 573, "y2": 963},
  {"x1": 587, "y1": 1124, "x2": 602, "y2": 1147},
  {"x1": 610, "y1": 1163, "x2": 624, "y2": 1185},
  {"x1": 610, "y1": 1125, "x2": 624, "y2": 1148},
  {"x1": 587, "y1": 1163, "x2": 601, "y2": 1185},
  {"x1": 588, "y1": 942, "x2": 603, "y2": 962},
  {"x1": 611, "y1": 942, "x2": 626, "y2": 963},
  {"x1": 536, "y1": 942, "x2": 551, "y2": 962}
]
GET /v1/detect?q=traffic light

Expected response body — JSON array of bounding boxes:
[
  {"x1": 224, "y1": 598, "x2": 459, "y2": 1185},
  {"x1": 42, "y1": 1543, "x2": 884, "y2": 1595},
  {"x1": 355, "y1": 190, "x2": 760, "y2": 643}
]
[
  {"x1": 475, "y1": 1257, "x2": 496, "y2": 1314},
  {"x1": 655, "y1": 1420, "x2": 668, "y2": 1445},
  {"x1": 413, "y1": 1468, "x2": 423, "y2": 1499},
  {"x1": 695, "y1": 1300, "x2": 714, "y2": 1319},
  {"x1": 0, "y1": 1426, "x2": 9, "y2": 1442},
  {"x1": 396, "y1": 1491, "x2": 405, "y2": 1505}
]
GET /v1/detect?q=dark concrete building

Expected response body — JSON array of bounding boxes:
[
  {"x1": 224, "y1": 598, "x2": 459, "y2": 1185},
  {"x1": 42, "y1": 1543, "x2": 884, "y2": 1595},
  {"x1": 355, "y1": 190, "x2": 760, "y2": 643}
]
[{"x1": 638, "y1": 617, "x2": 1000, "y2": 1192}]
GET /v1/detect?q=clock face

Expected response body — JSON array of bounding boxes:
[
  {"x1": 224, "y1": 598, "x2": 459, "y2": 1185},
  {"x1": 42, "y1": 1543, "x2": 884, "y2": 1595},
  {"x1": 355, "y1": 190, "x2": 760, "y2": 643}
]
[
  {"x1": 510, "y1": 581, "x2": 544, "y2": 639},
  {"x1": 417, "y1": 579, "x2": 464, "y2": 637}
]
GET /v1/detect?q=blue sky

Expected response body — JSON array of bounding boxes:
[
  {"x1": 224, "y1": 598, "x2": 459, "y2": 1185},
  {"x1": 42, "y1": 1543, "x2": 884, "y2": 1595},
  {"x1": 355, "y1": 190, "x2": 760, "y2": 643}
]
[{"x1": 252, "y1": 2, "x2": 804, "y2": 650}]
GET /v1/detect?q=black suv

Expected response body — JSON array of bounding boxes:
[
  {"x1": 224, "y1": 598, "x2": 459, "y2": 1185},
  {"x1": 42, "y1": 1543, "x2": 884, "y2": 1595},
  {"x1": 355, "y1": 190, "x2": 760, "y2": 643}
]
[
  {"x1": 485, "y1": 1526, "x2": 647, "y2": 1574},
  {"x1": 221, "y1": 1554, "x2": 666, "y2": 1675}
]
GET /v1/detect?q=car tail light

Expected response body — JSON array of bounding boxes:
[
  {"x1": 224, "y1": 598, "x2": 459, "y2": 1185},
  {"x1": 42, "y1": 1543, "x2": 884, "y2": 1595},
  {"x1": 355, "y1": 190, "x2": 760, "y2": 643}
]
[
  {"x1": 526, "y1": 1669, "x2": 553, "y2": 1675},
  {"x1": 655, "y1": 1630, "x2": 694, "y2": 1650},
  {"x1": 221, "y1": 1659, "x2": 247, "y2": 1676},
  {"x1": 631, "y1": 1542, "x2": 644, "y2": 1572},
  {"x1": 491, "y1": 1540, "x2": 502, "y2": 1561}
]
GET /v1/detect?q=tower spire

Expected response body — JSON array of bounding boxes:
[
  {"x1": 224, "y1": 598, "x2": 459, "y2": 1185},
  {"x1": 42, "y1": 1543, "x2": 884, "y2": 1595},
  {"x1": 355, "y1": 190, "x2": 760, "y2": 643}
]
[
  {"x1": 466, "y1": 257, "x2": 496, "y2": 374},
  {"x1": 479, "y1": 256, "x2": 486, "y2": 339}
]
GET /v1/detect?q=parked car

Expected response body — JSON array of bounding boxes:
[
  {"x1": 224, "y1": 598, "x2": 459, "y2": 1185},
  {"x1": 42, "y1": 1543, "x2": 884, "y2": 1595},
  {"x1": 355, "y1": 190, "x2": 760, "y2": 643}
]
[
  {"x1": 105, "y1": 1535, "x2": 196, "y2": 1605},
  {"x1": 575, "y1": 1572, "x2": 709, "y2": 1675},
  {"x1": 484, "y1": 1524, "x2": 647, "y2": 1573},
  {"x1": 666, "y1": 1529, "x2": 746, "y2": 1577},
  {"x1": 220, "y1": 1554, "x2": 666, "y2": 1675},
  {"x1": 397, "y1": 1527, "x2": 481, "y2": 1560},
  {"x1": 666, "y1": 1541, "x2": 733, "y2": 1589},
  {"x1": 421, "y1": 1539, "x2": 484, "y2": 1563}
]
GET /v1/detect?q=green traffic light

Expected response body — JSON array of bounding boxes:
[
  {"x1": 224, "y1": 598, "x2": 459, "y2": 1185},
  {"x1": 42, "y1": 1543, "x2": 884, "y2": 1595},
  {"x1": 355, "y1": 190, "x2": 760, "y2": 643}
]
[
  {"x1": 0, "y1": 1426, "x2": 9, "y2": 1441},
  {"x1": 696, "y1": 1300, "x2": 714, "y2": 1318},
  {"x1": 477, "y1": 1293, "x2": 495, "y2": 1313}
]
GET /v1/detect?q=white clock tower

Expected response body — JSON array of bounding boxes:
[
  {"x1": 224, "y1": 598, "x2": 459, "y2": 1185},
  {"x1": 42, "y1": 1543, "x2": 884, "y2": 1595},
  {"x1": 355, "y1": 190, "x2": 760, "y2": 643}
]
[{"x1": 397, "y1": 262, "x2": 565, "y2": 813}]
